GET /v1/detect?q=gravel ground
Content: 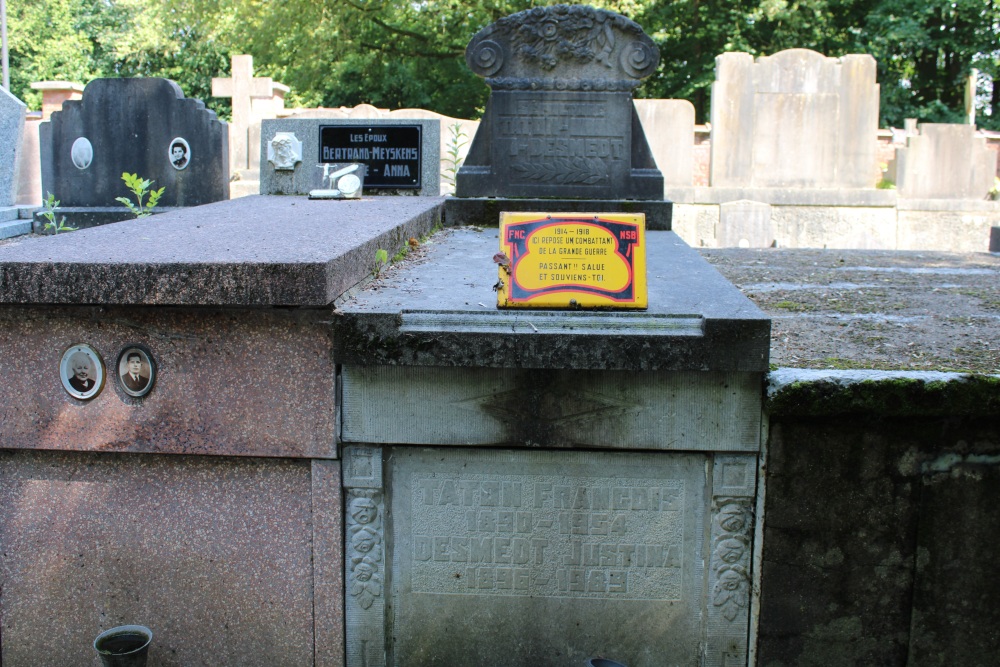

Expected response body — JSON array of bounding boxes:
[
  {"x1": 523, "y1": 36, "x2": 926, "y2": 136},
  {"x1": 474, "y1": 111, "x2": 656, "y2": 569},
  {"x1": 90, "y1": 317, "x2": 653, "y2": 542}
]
[{"x1": 701, "y1": 248, "x2": 1000, "y2": 374}]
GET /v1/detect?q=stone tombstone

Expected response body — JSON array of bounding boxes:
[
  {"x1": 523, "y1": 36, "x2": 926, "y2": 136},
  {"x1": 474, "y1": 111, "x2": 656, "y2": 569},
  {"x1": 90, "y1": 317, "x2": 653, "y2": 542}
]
[
  {"x1": 0, "y1": 86, "x2": 27, "y2": 209},
  {"x1": 455, "y1": 4, "x2": 663, "y2": 200},
  {"x1": 343, "y1": 444, "x2": 758, "y2": 667},
  {"x1": 887, "y1": 123, "x2": 998, "y2": 199},
  {"x1": 710, "y1": 49, "x2": 879, "y2": 189},
  {"x1": 40, "y1": 78, "x2": 229, "y2": 208},
  {"x1": 634, "y1": 98, "x2": 695, "y2": 187},
  {"x1": 335, "y1": 227, "x2": 771, "y2": 666},
  {"x1": 260, "y1": 118, "x2": 440, "y2": 196}
]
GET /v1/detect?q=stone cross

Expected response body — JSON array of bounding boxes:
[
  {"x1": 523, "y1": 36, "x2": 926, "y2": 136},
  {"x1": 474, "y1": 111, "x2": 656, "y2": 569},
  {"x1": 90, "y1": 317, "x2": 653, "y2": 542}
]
[{"x1": 212, "y1": 55, "x2": 288, "y2": 174}]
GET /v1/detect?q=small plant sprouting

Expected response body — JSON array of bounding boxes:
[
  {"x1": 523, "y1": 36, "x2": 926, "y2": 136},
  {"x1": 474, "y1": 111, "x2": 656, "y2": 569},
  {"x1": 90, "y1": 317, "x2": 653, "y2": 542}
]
[
  {"x1": 876, "y1": 162, "x2": 895, "y2": 190},
  {"x1": 116, "y1": 172, "x2": 165, "y2": 218},
  {"x1": 441, "y1": 122, "x2": 469, "y2": 194},
  {"x1": 40, "y1": 192, "x2": 77, "y2": 234},
  {"x1": 373, "y1": 248, "x2": 389, "y2": 278}
]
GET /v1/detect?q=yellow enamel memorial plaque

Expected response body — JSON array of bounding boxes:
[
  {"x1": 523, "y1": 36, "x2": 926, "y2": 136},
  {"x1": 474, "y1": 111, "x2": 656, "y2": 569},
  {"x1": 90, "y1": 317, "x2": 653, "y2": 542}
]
[{"x1": 497, "y1": 212, "x2": 647, "y2": 309}]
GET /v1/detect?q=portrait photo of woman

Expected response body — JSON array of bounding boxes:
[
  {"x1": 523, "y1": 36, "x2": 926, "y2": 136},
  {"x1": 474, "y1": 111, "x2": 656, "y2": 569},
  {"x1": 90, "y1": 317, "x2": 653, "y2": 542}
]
[{"x1": 59, "y1": 344, "x2": 105, "y2": 400}]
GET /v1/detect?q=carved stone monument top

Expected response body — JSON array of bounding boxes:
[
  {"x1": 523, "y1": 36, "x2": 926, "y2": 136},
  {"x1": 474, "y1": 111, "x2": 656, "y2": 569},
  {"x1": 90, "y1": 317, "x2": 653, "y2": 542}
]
[
  {"x1": 456, "y1": 4, "x2": 664, "y2": 200},
  {"x1": 465, "y1": 4, "x2": 659, "y2": 91}
]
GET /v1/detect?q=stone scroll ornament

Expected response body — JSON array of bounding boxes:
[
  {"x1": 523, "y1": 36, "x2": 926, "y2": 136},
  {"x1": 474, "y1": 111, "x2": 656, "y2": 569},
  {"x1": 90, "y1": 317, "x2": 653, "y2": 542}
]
[
  {"x1": 455, "y1": 4, "x2": 664, "y2": 200},
  {"x1": 465, "y1": 4, "x2": 659, "y2": 89}
]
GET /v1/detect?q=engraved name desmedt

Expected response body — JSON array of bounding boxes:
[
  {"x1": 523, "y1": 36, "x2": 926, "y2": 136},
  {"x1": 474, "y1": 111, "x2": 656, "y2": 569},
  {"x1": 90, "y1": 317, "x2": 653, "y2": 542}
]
[
  {"x1": 409, "y1": 473, "x2": 685, "y2": 600},
  {"x1": 499, "y1": 97, "x2": 624, "y2": 163}
]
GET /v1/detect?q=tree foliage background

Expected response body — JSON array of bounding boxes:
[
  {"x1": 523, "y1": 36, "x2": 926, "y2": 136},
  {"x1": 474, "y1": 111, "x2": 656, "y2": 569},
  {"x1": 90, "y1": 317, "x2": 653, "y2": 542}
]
[{"x1": 7, "y1": 0, "x2": 1000, "y2": 129}]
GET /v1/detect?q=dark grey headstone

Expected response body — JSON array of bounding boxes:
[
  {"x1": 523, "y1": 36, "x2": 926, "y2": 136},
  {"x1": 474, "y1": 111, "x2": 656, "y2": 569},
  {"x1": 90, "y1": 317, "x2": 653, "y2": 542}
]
[
  {"x1": 456, "y1": 5, "x2": 663, "y2": 200},
  {"x1": 40, "y1": 78, "x2": 229, "y2": 208}
]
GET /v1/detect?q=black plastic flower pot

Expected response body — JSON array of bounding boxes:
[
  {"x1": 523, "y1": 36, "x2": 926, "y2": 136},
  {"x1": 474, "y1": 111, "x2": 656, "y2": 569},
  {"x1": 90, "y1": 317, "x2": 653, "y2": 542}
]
[{"x1": 93, "y1": 625, "x2": 152, "y2": 667}]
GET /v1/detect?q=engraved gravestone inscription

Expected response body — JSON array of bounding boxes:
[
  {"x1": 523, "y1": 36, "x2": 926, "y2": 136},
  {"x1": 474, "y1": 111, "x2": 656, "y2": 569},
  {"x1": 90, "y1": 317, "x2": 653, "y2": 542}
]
[
  {"x1": 456, "y1": 5, "x2": 663, "y2": 200},
  {"x1": 380, "y1": 448, "x2": 709, "y2": 667},
  {"x1": 259, "y1": 118, "x2": 440, "y2": 196}
]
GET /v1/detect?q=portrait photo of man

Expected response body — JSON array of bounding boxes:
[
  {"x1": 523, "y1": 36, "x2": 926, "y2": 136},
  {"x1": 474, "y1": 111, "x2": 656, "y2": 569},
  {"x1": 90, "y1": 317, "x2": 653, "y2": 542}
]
[
  {"x1": 122, "y1": 352, "x2": 149, "y2": 392},
  {"x1": 117, "y1": 347, "x2": 156, "y2": 398},
  {"x1": 59, "y1": 344, "x2": 105, "y2": 400}
]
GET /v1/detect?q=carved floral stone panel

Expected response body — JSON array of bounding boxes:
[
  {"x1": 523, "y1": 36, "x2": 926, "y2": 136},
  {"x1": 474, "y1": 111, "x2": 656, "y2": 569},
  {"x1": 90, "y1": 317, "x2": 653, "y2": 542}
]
[{"x1": 455, "y1": 5, "x2": 663, "y2": 200}]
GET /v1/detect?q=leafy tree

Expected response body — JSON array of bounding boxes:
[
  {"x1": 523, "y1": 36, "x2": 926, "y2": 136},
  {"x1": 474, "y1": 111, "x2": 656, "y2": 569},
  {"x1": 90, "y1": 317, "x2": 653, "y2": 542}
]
[
  {"x1": 856, "y1": 0, "x2": 1000, "y2": 128},
  {"x1": 7, "y1": 0, "x2": 230, "y2": 116},
  {"x1": 7, "y1": 0, "x2": 999, "y2": 129}
]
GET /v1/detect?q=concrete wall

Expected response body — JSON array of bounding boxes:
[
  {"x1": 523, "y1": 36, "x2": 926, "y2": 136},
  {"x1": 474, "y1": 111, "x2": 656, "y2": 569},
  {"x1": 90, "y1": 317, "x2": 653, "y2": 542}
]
[
  {"x1": 759, "y1": 371, "x2": 1000, "y2": 666},
  {"x1": 668, "y1": 197, "x2": 1000, "y2": 251}
]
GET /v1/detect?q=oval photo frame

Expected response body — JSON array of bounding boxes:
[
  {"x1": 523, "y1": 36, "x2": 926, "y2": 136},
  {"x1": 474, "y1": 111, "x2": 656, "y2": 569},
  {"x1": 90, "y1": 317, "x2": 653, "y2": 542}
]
[
  {"x1": 168, "y1": 137, "x2": 191, "y2": 171},
  {"x1": 60, "y1": 343, "x2": 106, "y2": 400},
  {"x1": 116, "y1": 345, "x2": 156, "y2": 398},
  {"x1": 71, "y1": 137, "x2": 94, "y2": 170}
]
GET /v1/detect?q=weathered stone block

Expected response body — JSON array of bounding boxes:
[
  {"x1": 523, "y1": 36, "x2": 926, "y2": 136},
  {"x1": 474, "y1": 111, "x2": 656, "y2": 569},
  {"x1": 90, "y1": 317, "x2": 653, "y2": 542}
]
[
  {"x1": 889, "y1": 123, "x2": 998, "y2": 199},
  {"x1": 897, "y1": 209, "x2": 1000, "y2": 252},
  {"x1": 718, "y1": 200, "x2": 773, "y2": 248},
  {"x1": 634, "y1": 99, "x2": 695, "y2": 187},
  {"x1": 710, "y1": 49, "x2": 879, "y2": 189},
  {"x1": 769, "y1": 206, "x2": 897, "y2": 249},
  {"x1": 343, "y1": 446, "x2": 759, "y2": 667},
  {"x1": 0, "y1": 86, "x2": 27, "y2": 208},
  {"x1": 342, "y1": 367, "x2": 762, "y2": 450}
]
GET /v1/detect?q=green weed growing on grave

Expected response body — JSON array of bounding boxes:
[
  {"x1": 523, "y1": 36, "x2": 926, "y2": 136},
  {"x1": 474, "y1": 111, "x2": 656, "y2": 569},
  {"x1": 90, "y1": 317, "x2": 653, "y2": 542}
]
[
  {"x1": 989, "y1": 177, "x2": 999, "y2": 201},
  {"x1": 441, "y1": 122, "x2": 469, "y2": 194},
  {"x1": 876, "y1": 162, "x2": 895, "y2": 190},
  {"x1": 116, "y1": 172, "x2": 165, "y2": 218},
  {"x1": 373, "y1": 248, "x2": 389, "y2": 278},
  {"x1": 40, "y1": 192, "x2": 77, "y2": 234}
]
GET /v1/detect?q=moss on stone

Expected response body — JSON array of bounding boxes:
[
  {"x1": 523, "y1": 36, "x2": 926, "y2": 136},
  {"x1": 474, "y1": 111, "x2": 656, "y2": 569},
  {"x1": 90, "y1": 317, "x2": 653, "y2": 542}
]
[{"x1": 767, "y1": 374, "x2": 1000, "y2": 417}]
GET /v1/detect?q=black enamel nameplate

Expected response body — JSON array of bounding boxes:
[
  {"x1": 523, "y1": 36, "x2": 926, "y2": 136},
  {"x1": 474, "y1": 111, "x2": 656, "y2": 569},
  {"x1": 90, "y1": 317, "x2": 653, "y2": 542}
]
[{"x1": 319, "y1": 125, "x2": 422, "y2": 189}]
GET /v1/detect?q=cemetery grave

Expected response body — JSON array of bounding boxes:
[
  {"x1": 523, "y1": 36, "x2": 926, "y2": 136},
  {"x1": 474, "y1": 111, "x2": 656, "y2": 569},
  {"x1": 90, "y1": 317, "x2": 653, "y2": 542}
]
[{"x1": 0, "y1": 3, "x2": 998, "y2": 667}]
